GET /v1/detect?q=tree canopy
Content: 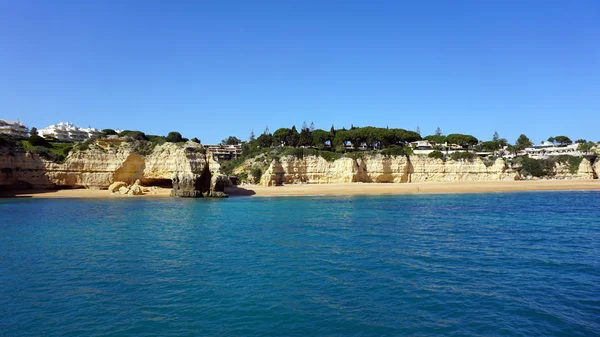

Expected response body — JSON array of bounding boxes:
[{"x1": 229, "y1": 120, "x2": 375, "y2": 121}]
[
  {"x1": 102, "y1": 129, "x2": 117, "y2": 135},
  {"x1": 445, "y1": 134, "x2": 478, "y2": 148},
  {"x1": 119, "y1": 130, "x2": 148, "y2": 141},
  {"x1": 516, "y1": 134, "x2": 533, "y2": 150},
  {"x1": 221, "y1": 136, "x2": 242, "y2": 145},
  {"x1": 424, "y1": 135, "x2": 446, "y2": 144},
  {"x1": 166, "y1": 131, "x2": 184, "y2": 143},
  {"x1": 577, "y1": 141, "x2": 595, "y2": 152},
  {"x1": 552, "y1": 136, "x2": 572, "y2": 145},
  {"x1": 257, "y1": 133, "x2": 273, "y2": 148}
]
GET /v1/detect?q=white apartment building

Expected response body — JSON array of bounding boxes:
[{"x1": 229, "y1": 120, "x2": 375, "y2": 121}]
[
  {"x1": 0, "y1": 119, "x2": 29, "y2": 138},
  {"x1": 204, "y1": 144, "x2": 243, "y2": 160},
  {"x1": 39, "y1": 122, "x2": 101, "y2": 142},
  {"x1": 523, "y1": 142, "x2": 590, "y2": 159}
]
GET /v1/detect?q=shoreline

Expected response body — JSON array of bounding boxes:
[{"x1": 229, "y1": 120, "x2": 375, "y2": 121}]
[
  {"x1": 1, "y1": 180, "x2": 599, "y2": 199},
  {"x1": 0, "y1": 187, "x2": 173, "y2": 199},
  {"x1": 227, "y1": 180, "x2": 600, "y2": 197}
]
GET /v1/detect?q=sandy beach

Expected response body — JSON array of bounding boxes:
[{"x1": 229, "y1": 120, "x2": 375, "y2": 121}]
[
  {"x1": 4, "y1": 180, "x2": 598, "y2": 199},
  {"x1": 0, "y1": 180, "x2": 600, "y2": 198},
  {"x1": 227, "y1": 180, "x2": 600, "y2": 197},
  {"x1": 0, "y1": 187, "x2": 173, "y2": 199}
]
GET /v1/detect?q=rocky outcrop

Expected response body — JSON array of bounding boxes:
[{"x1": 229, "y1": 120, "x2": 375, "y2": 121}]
[
  {"x1": 0, "y1": 139, "x2": 227, "y2": 197},
  {"x1": 360, "y1": 155, "x2": 410, "y2": 183},
  {"x1": 108, "y1": 181, "x2": 128, "y2": 193},
  {"x1": 408, "y1": 157, "x2": 519, "y2": 182},
  {"x1": 552, "y1": 158, "x2": 595, "y2": 180},
  {"x1": 44, "y1": 150, "x2": 145, "y2": 189},
  {"x1": 260, "y1": 156, "x2": 361, "y2": 185},
  {"x1": 259, "y1": 154, "x2": 600, "y2": 185},
  {"x1": 259, "y1": 155, "x2": 521, "y2": 185},
  {"x1": 594, "y1": 159, "x2": 600, "y2": 179},
  {"x1": 0, "y1": 151, "x2": 53, "y2": 188},
  {"x1": 108, "y1": 180, "x2": 144, "y2": 196}
]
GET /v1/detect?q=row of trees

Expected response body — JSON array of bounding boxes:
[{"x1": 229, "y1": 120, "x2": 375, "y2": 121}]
[
  {"x1": 253, "y1": 123, "x2": 422, "y2": 151},
  {"x1": 101, "y1": 129, "x2": 200, "y2": 144}
]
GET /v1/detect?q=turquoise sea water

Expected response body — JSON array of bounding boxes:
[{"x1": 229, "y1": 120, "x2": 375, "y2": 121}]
[{"x1": 1, "y1": 192, "x2": 599, "y2": 336}]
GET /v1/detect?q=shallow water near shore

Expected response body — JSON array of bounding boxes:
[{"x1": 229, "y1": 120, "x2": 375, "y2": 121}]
[{"x1": 1, "y1": 192, "x2": 599, "y2": 336}]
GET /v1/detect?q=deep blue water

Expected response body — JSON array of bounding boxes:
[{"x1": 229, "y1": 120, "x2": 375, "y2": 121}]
[{"x1": 1, "y1": 191, "x2": 599, "y2": 336}]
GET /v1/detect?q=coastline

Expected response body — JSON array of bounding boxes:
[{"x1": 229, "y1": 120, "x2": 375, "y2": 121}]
[
  {"x1": 226, "y1": 180, "x2": 600, "y2": 197},
  {"x1": 3, "y1": 180, "x2": 599, "y2": 199},
  {"x1": 0, "y1": 187, "x2": 173, "y2": 199}
]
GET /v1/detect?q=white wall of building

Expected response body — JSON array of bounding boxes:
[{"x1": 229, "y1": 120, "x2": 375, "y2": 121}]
[{"x1": 0, "y1": 119, "x2": 29, "y2": 138}]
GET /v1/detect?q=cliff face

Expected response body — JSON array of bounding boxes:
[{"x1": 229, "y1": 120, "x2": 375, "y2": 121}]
[
  {"x1": 0, "y1": 151, "x2": 52, "y2": 188},
  {"x1": 260, "y1": 157, "x2": 360, "y2": 186},
  {"x1": 407, "y1": 157, "x2": 519, "y2": 182},
  {"x1": 552, "y1": 158, "x2": 595, "y2": 180},
  {"x1": 0, "y1": 139, "x2": 227, "y2": 197},
  {"x1": 260, "y1": 155, "x2": 599, "y2": 185}
]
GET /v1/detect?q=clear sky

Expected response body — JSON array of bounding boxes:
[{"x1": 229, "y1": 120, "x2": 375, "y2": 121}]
[{"x1": 1, "y1": 0, "x2": 598, "y2": 144}]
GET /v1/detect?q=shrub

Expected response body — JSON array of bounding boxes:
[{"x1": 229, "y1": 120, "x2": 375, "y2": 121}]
[
  {"x1": 166, "y1": 131, "x2": 183, "y2": 143},
  {"x1": 28, "y1": 134, "x2": 51, "y2": 147},
  {"x1": 554, "y1": 155, "x2": 583, "y2": 174},
  {"x1": 24, "y1": 142, "x2": 73, "y2": 163},
  {"x1": 250, "y1": 167, "x2": 263, "y2": 182},
  {"x1": 482, "y1": 157, "x2": 497, "y2": 167},
  {"x1": 73, "y1": 137, "x2": 96, "y2": 152},
  {"x1": 147, "y1": 135, "x2": 167, "y2": 145},
  {"x1": 0, "y1": 135, "x2": 22, "y2": 150},
  {"x1": 345, "y1": 152, "x2": 364, "y2": 160},
  {"x1": 428, "y1": 150, "x2": 444, "y2": 160},
  {"x1": 280, "y1": 148, "x2": 342, "y2": 162},
  {"x1": 282, "y1": 147, "x2": 313, "y2": 159},
  {"x1": 118, "y1": 130, "x2": 148, "y2": 141},
  {"x1": 102, "y1": 129, "x2": 118, "y2": 135},
  {"x1": 319, "y1": 151, "x2": 342, "y2": 162},
  {"x1": 237, "y1": 172, "x2": 248, "y2": 182},
  {"x1": 131, "y1": 140, "x2": 157, "y2": 156},
  {"x1": 449, "y1": 151, "x2": 476, "y2": 161},
  {"x1": 381, "y1": 145, "x2": 412, "y2": 157},
  {"x1": 187, "y1": 147, "x2": 206, "y2": 154},
  {"x1": 515, "y1": 157, "x2": 553, "y2": 177}
]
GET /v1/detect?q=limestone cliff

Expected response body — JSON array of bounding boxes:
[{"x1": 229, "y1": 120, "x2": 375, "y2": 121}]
[
  {"x1": 260, "y1": 156, "x2": 360, "y2": 186},
  {"x1": 259, "y1": 154, "x2": 600, "y2": 185},
  {"x1": 259, "y1": 155, "x2": 528, "y2": 185},
  {"x1": 407, "y1": 157, "x2": 519, "y2": 182},
  {"x1": 0, "y1": 139, "x2": 227, "y2": 197},
  {"x1": 551, "y1": 158, "x2": 595, "y2": 180}
]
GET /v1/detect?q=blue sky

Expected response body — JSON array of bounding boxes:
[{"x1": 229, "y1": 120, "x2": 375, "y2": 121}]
[{"x1": 1, "y1": 1, "x2": 598, "y2": 144}]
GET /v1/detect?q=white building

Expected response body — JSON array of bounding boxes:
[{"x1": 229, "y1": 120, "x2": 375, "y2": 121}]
[
  {"x1": 205, "y1": 144, "x2": 243, "y2": 160},
  {"x1": 83, "y1": 127, "x2": 102, "y2": 139},
  {"x1": 523, "y1": 142, "x2": 590, "y2": 159},
  {"x1": 410, "y1": 140, "x2": 435, "y2": 150},
  {"x1": 39, "y1": 122, "x2": 101, "y2": 142},
  {"x1": 0, "y1": 119, "x2": 29, "y2": 138}
]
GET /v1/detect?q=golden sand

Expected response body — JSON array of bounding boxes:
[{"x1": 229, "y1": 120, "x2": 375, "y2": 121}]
[
  {"x1": 2, "y1": 180, "x2": 599, "y2": 199},
  {"x1": 1, "y1": 187, "x2": 172, "y2": 199},
  {"x1": 226, "y1": 180, "x2": 600, "y2": 197}
]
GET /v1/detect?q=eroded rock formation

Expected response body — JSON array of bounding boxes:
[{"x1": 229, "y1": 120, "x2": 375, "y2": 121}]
[
  {"x1": 552, "y1": 158, "x2": 595, "y2": 180},
  {"x1": 0, "y1": 139, "x2": 228, "y2": 197},
  {"x1": 259, "y1": 155, "x2": 598, "y2": 185}
]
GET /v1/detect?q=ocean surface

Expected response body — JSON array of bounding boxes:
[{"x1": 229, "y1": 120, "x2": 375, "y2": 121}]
[{"x1": 1, "y1": 191, "x2": 599, "y2": 336}]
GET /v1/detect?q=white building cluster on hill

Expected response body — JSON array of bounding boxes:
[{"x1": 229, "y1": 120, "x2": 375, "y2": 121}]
[
  {"x1": 39, "y1": 122, "x2": 101, "y2": 142},
  {"x1": 0, "y1": 119, "x2": 29, "y2": 138}
]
